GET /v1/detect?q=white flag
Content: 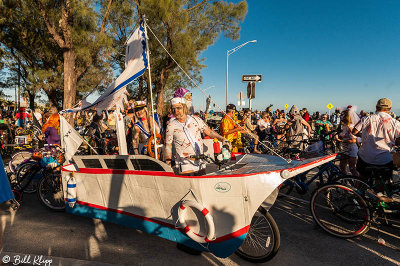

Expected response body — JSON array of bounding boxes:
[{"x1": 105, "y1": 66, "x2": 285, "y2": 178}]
[
  {"x1": 60, "y1": 115, "x2": 83, "y2": 163},
  {"x1": 61, "y1": 21, "x2": 147, "y2": 114}
]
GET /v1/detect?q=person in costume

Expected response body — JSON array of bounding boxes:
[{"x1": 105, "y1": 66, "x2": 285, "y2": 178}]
[
  {"x1": 165, "y1": 97, "x2": 230, "y2": 175},
  {"x1": 132, "y1": 100, "x2": 162, "y2": 155}
]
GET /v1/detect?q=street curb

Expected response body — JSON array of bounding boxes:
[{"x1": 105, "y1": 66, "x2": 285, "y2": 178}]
[{"x1": 0, "y1": 251, "x2": 118, "y2": 266}]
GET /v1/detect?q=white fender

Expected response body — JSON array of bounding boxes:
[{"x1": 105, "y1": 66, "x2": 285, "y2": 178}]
[
  {"x1": 178, "y1": 200, "x2": 215, "y2": 243},
  {"x1": 66, "y1": 173, "x2": 77, "y2": 208}
]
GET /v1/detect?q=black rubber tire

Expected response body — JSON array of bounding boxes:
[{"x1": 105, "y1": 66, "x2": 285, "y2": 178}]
[
  {"x1": 9, "y1": 151, "x2": 33, "y2": 174},
  {"x1": 310, "y1": 184, "x2": 370, "y2": 238},
  {"x1": 37, "y1": 172, "x2": 66, "y2": 212},
  {"x1": 235, "y1": 207, "x2": 280, "y2": 263},
  {"x1": 15, "y1": 161, "x2": 41, "y2": 194}
]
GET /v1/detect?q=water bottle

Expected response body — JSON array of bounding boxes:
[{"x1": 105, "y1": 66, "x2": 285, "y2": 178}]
[{"x1": 221, "y1": 145, "x2": 231, "y2": 161}]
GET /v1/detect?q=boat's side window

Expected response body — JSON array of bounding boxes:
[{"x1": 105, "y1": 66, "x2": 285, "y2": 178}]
[
  {"x1": 104, "y1": 159, "x2": 129, "y2": 170},
  {"x1": 130, "y1": 159, "x2": 165, "y2": 172},
  {"x1": 82, "y1": 159, "x2": 102, "y2": 169}
]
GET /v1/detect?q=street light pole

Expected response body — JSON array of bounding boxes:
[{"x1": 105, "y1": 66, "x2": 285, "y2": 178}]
[{"x1": 226, "y1": 40, "x2": 257, "y2": 107}]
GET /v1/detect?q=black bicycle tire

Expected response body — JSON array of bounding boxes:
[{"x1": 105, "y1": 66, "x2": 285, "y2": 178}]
[
  {"x1": 15, "y1": 161, "x2": 41, "y2": 194},
  {"x1": 37, "y1": 172, "x2": 66, "y2": 212},
  {"x1": 235, "y1": 207, "x2": 280, "y2": 263},
  {"x1": 9, "y1": 150, "x2": 33, "y2": 174},
  {"x1": 310, "y1": 184, "x2": 370, "y2": 238}
]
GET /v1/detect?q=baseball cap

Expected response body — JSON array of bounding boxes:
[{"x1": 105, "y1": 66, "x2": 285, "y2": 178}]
[{"x1": 376, "y1": 98, "x2": 392, "y2": 109}]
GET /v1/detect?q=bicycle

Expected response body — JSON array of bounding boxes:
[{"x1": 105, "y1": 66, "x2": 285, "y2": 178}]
[
  {"x1": 310, "y1": 166, "x2": 400, "y2": 238},
  {"x1": 279, "y1": 160, "x2": 341, "y2": 196}
]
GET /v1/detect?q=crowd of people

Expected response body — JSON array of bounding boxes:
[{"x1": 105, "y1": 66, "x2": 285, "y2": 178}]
[{"x1": 1, "y1": 93, "x2": 400, "y2": 179}]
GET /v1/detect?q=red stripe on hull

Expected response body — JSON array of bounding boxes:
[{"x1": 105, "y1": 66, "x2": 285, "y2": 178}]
[{"x1": 70, "y1": 200, "x2": 249, "y2": 243}]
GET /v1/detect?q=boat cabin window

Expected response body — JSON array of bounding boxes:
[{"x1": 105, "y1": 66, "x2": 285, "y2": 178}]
[
  {"x1": 104, "y1": 159, "x2": 129, "y2": 170},
  {"x1": 82, "y1": 159, "x2": 102, "y2": 169},
  {"x1": 130, "y1": 159, "x2": 165, "y2": 172}
]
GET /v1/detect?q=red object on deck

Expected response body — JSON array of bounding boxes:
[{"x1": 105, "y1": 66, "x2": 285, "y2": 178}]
[{"x1": 213, "y1": 141, "x2": 221, "y2": 154}]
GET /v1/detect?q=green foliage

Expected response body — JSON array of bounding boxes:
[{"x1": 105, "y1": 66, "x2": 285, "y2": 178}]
[
  {"x1": 116, "y1": 0, "x2": 248, "y2": 113},
  {"x1": 0, "y1": 0, "x2": 247, "y2": 113}
]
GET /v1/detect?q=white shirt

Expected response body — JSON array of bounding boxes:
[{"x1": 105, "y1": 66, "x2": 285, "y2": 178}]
[
  {"x1": 257, "y1": 119, "x2": 271, "y2": 133},
  {"x1": 165, "y1": 115, "x2": 206, "y2": 164},
  {"x1": 354, "y1": 112, "x2": 400, "y2": 164}
]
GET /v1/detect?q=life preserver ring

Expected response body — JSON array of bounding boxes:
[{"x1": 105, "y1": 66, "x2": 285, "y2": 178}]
[{"x1": 178, "y1": 200, "x2": 215, "y2": 243}]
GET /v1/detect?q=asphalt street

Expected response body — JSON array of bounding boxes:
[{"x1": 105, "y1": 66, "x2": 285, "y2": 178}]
[{"x1": 0, "y1": 190, "x2": 399, "y2": 266}]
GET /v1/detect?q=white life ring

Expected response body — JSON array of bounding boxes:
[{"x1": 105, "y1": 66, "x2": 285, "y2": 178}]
[{"x1": 178, "y1": 200, "x2": 216, "y2": 243}]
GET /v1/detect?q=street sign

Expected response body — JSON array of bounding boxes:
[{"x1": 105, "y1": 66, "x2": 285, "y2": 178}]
[
  {"x1": 326, "y1": 103, "x2": 333, "y2": 110},
  {"x1": 242, "y1": 74, "x2": 262, "y2": 82},
  {"x1": 284, "y1": 104, "x2": 289, "y2": 110},
  {"x1": 237, "y1": 91, "x2": 246, "y2": 99},
  {"x1": 237, "y1": 100, "x2": 245, "y2": 106}
]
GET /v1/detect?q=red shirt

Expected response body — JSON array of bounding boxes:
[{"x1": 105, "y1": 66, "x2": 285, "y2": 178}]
[{"x1": 16, "y1": 112, "x2": 31, "y2": 120}]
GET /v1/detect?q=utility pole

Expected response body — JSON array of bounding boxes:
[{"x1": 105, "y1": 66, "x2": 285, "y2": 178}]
[{"x1": 17, "y1": 62, "x2": 20, "y2": 110}]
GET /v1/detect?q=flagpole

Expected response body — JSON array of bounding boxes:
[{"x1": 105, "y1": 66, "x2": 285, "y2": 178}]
[{"x1": 143, "y1": 15, "x2": 158, "y2": 159}]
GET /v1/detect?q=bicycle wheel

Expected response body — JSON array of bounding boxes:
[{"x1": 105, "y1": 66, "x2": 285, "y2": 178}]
[
  {"x1": 336, "y1": 177, "x2": 370, "y2": 192},
  {"x1": 310, "y1": 184, "x2": 370, "y2": 238},
  {"x1": 15, "y1": 161, "x2": 42, "y2": 194},
  {"x1": 37, "y1": 172, "x2": 65, "y2": 211},
  {"x1": 235, "y1": 207, "x2": 280, "y2": 263},
  {"x1": 9, "y1": 150, "x2": 33, "y2": 174}
]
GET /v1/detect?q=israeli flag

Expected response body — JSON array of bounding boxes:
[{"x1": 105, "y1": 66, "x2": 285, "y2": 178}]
[
  {"x1": 62, "y1": 21, "x2": 148, "y2": 114},
  {"x1": 0, "y1": 154, "x2": 14, "y2": 203}
]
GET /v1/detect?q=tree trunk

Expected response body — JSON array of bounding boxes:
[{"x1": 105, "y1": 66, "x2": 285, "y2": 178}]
[
  {"x1": 156, "y1": 69, "x2": 168, "y2": 115},
  {"x1": 27, "y1": 90, "x2": 35, "y2": 110},
  {"x1": 63, "y1": 49, "x2": 77, "y2": 122}
]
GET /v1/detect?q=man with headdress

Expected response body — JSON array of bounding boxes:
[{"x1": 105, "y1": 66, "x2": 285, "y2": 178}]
[
  {"x1": 174, "y1": 88, "x2": 194, "y2": 115},
  {"x1": 287, "y1": 105, "x2": 311, "y2": 149},
  {"x1": 165, "y1": 97, "x2": 229, "y2": 175}
]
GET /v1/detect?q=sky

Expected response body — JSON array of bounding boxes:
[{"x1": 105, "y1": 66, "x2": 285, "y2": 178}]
[
  {"x1": 3, "y1": 0, "x2": 400, "y2": 115},
  {"x1": 191, "y1": 0, "x2": 400, "y2": 114}
]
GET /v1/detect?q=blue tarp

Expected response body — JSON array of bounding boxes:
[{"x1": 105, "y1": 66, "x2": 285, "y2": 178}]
[{"x1": 0, "y1": 154, "x2": 14, "y2": 203}]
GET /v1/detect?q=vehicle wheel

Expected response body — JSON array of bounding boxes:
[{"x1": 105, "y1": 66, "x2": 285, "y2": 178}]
[
  {"x1": 37, "y1": 172, "x2": 65, "y2": 211},
  {"x1": 235, "y1": 207, "x2": 280, "y2": 263},
  {"x1": 310, "y1": 184, "x2": 370, "y2": 238},
  {"x1": 336, "y1": 177, "x2": 370, "y2": 192},
  {"x1": 15, "y1": 161, "x2": 42, "y2": 194},
  {"x1": 9, "y1": 151, "x2": 33, "y2": 174}
]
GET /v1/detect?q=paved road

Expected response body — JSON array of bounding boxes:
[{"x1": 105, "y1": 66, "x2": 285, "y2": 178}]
[{"x1": 1, "y1": 190, "x2": 399, "y2": 266}]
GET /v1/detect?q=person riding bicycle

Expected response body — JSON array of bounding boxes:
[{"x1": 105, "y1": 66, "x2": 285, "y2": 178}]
[
  {"x1": 287, "y1": 105, "x2": 311, "y2": 150},
  {"x1": 220, "y1": 104, "x2": 244, "y2": 153},
  {"x1": 352, "y1": 98, "x2": 400, "y2": 180},
  {"x1": 242, "y1": 109, "x2": 261, "y2": 153},
  {"x1": 132, "y1": 100, "x2": 162, "y2": 155},
  {"x1": 315, "y1": 114, "x2": 333, "y2": 140},
  {"x1": 336, "y1": 106, "x2": 359, "y2": 176},
  {"x1": 164, "y1": 97, "x2": 229, "y2": 175}
]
